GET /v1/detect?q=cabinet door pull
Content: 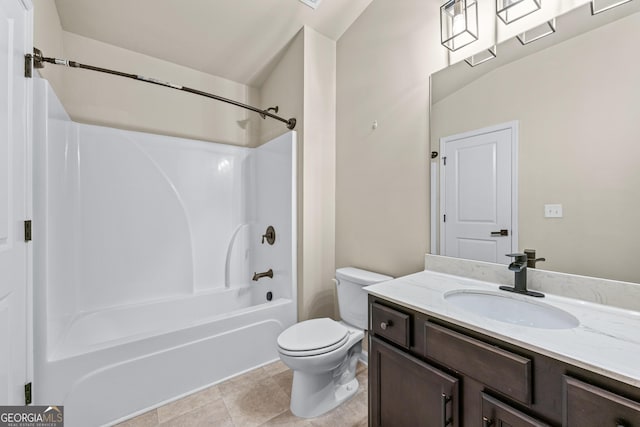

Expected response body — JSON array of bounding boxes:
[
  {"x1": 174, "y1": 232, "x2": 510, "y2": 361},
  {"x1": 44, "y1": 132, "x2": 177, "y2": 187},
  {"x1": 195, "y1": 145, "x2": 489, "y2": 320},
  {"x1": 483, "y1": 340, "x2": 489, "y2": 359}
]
[
  {"x1": 441, "y1": 393, "x2": 453, "y2": 426},
  {"x1": 616, "y1": 419, "x2": 628, "y2": 427},
  {"x1": 380, "y1": 320, "x2": 393, "y2": 330},
  {"x1": 482, "y1": 416, "x2": 493, "y2": 427}
]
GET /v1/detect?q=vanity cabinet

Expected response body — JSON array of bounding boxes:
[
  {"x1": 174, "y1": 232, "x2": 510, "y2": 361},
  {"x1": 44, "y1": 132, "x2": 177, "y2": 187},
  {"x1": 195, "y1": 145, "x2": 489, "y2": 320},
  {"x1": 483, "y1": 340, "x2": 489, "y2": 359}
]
[
  {"x1": 368, "y1": 295, "x2": 640, "y2": 427},
  {"x1": 564, "y1": 376, "x2": 640, "y2": 426},
  {"x1": 370, "y1": 337, "x2": 459, "y2": 427}
]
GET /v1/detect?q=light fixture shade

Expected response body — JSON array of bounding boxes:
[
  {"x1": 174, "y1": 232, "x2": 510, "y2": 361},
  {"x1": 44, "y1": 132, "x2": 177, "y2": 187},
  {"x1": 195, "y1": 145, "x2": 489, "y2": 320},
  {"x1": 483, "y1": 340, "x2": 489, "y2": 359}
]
[
  {"x1": 496, "y1": 0, "x2": 542, "y2": 24},
  {"x1": 441, "y1": 0, "x2": 479, "y2": 52},
  {"x1": 516, "y1": 19, "x2": 556, "y2": 45},
  {"x1": 591, "y1": 0, "x2": 633, "y2": 15},
  {"x1": 299, "y1": 0, "x2": 322, "y2": 9},
  {"x1": 465, "y1": 46, "x2": 497, "y2": 67}
]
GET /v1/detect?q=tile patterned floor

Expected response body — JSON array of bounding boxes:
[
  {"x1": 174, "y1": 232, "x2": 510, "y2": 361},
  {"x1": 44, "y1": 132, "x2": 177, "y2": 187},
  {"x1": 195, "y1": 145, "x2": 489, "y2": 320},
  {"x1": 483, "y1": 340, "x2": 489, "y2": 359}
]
[{"x1": 116, "y1": 361, "x2": 368, "y2": 427}]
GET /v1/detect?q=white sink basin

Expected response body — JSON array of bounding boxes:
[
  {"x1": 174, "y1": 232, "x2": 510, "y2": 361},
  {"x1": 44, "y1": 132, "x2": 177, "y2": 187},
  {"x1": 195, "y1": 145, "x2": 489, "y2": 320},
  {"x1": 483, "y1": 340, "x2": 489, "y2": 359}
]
[{"x1": 444, "y1": 290, "x2": 580, "y2": 329}]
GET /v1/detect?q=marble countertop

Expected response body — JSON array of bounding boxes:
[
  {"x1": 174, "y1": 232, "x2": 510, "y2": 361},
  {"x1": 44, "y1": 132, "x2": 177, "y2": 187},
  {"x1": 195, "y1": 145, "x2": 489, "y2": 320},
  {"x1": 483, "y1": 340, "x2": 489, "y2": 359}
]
[{"x1": 365, "y1": 270, "x2": 640, "y2": 388}]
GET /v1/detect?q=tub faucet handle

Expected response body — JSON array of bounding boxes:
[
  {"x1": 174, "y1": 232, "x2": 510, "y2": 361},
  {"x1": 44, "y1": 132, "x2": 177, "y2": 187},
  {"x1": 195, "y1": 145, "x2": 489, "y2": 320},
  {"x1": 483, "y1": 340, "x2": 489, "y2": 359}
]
[{"x1": 261, "y1": 226, "x2": 276, "y2": 245}]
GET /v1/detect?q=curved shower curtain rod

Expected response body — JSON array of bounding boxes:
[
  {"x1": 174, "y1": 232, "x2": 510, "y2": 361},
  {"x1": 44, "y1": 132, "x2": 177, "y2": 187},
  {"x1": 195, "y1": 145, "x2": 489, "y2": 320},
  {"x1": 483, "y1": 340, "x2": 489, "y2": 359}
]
[{"x1": 26, "y1": 48, "x2": 297, "y2": 130}]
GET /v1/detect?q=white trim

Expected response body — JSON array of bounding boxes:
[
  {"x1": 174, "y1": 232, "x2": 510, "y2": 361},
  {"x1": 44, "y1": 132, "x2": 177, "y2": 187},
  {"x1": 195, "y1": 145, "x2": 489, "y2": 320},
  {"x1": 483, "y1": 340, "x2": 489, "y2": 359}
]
[
  {"x1": 430, "y1": 159, "x2": 438, "y2": 255},
  {"x1": 510, "y1": 122, "x2": 519, "y2": 254},
  {"x1": 438, "y1": 139, "x2": 446, "y2": 256},
  {"x1": 290, "y1": 131, "x2": 298, "y2": 323},
  {"x1": 438, "y1": 120, "x2": 518, "y2": 147},
  {"x1": 438, "y1": 120, "x2": 519, "y2": 257},
  {"x1": 23, "y1": 1, "x2": 34, "y2": 390}
]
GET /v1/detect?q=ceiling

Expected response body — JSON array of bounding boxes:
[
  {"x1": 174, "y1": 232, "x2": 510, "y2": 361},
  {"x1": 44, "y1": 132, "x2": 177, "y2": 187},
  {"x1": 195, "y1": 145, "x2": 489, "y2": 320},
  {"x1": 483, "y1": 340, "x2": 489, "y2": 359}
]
[{"x1": 54, "y1": 0, "x2": 373, "y2": 86}]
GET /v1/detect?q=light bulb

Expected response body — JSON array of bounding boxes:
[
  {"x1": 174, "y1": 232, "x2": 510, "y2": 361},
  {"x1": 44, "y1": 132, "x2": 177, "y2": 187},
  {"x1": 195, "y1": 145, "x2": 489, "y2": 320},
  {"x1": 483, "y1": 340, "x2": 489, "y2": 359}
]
[{"x1": 452, "y1": 13, "x2": 465, "y2": 35}]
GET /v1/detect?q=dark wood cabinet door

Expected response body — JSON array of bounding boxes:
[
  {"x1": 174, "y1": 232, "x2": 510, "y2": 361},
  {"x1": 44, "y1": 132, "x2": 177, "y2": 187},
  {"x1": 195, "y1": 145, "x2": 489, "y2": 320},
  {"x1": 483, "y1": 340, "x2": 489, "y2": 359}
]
[
  {"x1": 564, "y1": 376, "x2": 640, "y2": 427},
  {"x1": 481, "y1": 393, "x2": 551, "y2": 427},
  {"x1": 370, "y1": 336, "x2": 459, "y2": 427}
]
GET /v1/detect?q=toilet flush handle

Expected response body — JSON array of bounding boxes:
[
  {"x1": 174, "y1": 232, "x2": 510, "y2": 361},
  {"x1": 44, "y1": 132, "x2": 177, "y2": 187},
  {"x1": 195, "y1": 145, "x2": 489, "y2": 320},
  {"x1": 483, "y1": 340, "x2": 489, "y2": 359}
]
[{"x1": 332, "y1": 278, "x2": 339, "y2": 286}]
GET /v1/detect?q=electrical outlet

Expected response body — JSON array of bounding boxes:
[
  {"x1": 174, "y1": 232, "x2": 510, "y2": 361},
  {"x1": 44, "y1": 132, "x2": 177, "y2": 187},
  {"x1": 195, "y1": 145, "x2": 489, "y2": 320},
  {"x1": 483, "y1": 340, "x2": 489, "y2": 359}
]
[{"x1": 544, "y1": 204, "x2": 563, "y2": 218}]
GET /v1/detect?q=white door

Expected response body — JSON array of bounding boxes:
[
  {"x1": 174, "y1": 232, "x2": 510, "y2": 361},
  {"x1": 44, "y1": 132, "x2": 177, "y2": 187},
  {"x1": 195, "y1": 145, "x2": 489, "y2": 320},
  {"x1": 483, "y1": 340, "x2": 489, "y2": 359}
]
[
  {"x1": 0, "y1": 0, "x2": 31, "y2": 405},
  {"x1": 440, "y1": 122, "x2": 517, "y2": 265}
]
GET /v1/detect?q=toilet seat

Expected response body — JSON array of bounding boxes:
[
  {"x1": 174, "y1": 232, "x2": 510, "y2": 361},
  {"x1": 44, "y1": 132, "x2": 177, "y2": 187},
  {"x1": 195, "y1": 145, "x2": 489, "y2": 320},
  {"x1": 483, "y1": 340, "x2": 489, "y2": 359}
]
[{"x1": 277, "y1": 318, "x2": 349, "y2": 357}]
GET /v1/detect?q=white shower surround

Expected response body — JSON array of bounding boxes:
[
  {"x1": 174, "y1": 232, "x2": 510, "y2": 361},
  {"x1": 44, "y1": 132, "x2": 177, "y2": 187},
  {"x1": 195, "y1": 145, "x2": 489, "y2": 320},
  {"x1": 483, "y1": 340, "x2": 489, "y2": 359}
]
[{"x1": 32, "y1": 79, "x2": 297, "y2": 426}]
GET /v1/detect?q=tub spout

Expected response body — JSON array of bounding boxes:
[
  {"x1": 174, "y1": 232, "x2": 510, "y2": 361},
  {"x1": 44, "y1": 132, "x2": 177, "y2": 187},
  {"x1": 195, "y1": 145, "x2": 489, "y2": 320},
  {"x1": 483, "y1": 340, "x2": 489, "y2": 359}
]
[{"x1": 253, "y1": 269, "x2": 273, "y2": 281}]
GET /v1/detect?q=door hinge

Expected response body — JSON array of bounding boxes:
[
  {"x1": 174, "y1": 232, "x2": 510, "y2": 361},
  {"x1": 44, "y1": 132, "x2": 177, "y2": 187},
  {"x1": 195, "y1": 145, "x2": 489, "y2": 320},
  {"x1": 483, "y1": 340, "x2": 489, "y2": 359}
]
[
  {"x1": 443, "y1": 156, "x2": 447, "y2": 166},
  {"x1": 25, "y1": 53, "x2": 32, "y2": 78},
  {"x1": 24, "y1": 220, "x2": 32, "y2": 241},
  {"x1": 25, "y1": 382, "x2": 32, "y2": 405},
  {"x1": 25, "y1": 48, "x2": 44, "y2": 78}
]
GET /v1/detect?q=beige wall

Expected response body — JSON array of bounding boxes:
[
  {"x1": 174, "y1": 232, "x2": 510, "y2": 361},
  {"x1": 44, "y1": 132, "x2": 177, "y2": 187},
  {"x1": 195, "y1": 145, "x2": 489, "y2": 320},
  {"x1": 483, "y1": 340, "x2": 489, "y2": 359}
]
[
  {"x1": 34, "y1": 0, "x2": 65, "y2": 97},
  {"x1": 34, "y1": 2, "x2": 259, "y2": 147},
  {"x1": 259, "y1": 27, "x2": 337, "y2": 321},
  {"x1": 336, "y1": 0, "x2": 447, "y2": 278},
  {"x1": 259, "y1": 31, "x2": 307, "y2": 319},
  {"x1": 61, "y1": 32, "x2": 258, "y2": 146},
  {"x1": 431, "y1": 12, "x2": 640, "y2": 283},
  {"x1": 259, "y1": 31, "x2": 304, "y2": 146},
  {"x1": 301, "y1": 28, "x2": 337, "y2": 320}
]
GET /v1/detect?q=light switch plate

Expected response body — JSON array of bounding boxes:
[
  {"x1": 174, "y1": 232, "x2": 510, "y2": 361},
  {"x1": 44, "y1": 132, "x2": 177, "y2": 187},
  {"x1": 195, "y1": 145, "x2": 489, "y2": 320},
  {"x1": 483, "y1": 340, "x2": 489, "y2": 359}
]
[{"x1": 544, "y1": 204, "x2": 563, "y2": 218}]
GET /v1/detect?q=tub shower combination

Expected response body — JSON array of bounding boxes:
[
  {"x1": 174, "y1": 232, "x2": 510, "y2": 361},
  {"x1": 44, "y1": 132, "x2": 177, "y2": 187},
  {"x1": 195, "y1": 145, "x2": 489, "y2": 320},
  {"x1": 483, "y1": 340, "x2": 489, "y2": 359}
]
[{"x1": 32, "y1": 80, "x2": 297, "y2": 426}]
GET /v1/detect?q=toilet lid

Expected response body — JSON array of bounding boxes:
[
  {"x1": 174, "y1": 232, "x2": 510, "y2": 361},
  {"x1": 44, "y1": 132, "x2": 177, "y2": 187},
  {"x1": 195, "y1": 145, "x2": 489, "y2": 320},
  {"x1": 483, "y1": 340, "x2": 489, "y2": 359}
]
[{"x1": 277, "y1": 318, "x2": 349, "y2": 353}]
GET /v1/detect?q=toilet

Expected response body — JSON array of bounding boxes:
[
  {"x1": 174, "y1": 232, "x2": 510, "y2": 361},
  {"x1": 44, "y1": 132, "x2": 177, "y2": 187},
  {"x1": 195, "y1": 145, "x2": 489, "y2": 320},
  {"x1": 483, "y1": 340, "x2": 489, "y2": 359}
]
[{"x1": 277, "y1": 267, "x2": 392, "y2": 418}]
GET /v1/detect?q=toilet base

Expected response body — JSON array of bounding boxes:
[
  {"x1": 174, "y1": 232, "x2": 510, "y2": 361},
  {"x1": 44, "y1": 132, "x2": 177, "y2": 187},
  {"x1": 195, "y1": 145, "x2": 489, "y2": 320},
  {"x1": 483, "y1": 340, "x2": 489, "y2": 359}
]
[
  {"x1": 279, "y1": 322, "x2": 364, "y2": 418},
  {"x1": 290, "y1": 371, "x2": 359, "y2": 418}
]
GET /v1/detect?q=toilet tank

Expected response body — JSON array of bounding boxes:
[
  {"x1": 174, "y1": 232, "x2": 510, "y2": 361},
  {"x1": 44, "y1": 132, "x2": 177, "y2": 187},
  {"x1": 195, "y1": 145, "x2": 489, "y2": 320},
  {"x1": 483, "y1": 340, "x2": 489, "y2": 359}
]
[{"x1": 335, "y1": 267, "x2": 392, "y2": 330}]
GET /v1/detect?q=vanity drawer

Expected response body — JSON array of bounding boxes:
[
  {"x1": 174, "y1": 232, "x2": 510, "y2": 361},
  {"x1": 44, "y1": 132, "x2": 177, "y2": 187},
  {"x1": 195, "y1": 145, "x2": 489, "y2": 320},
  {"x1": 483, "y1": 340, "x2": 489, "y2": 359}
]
[
  {"x1": 370, "y1": 303, "x2": 410, "y2": 348},
  {"x1": 425, "y1": 321, "x2": 532, "y2": 404},
  {"x1": 564, "y1": 376, "x2": 640, "y2": 427},
  {"x1": 482, "y1": 393, "x2": 550, "y2": 427}
]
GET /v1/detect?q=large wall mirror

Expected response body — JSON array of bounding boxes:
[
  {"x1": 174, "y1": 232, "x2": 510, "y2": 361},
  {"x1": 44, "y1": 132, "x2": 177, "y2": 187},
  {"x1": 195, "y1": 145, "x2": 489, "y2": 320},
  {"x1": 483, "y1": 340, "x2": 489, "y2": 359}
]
[{"x1": 430, "y1": 1, "x2": 640, "y2": 283}]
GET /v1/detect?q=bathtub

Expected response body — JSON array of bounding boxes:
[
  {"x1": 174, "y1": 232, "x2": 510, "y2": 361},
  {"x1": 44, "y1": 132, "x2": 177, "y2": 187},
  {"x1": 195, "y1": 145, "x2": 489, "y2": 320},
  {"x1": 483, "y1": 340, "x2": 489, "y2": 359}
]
[
  {"x1": 50, "y1": 287, "x2": 290, "y2": 361},
  {"x1": 39, "y1": 295, "x2": 295, "y2": 426},
  {"x1": 32, "y1": 79, "x2": 297, "y2": 426}
]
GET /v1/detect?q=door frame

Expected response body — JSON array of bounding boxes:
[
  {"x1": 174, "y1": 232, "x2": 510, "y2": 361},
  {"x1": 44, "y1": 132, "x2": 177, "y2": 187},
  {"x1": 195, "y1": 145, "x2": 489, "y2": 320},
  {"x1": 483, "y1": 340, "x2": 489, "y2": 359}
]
[
  {"x1": 1, "y1": 0, "x2": 33, "y2": 404},
  {"x1": 437, "y1": 121, "x2": 519, "y2": 258},
  {"x1": 22, "y1": 0, "x2": 34, "y2": 395}
]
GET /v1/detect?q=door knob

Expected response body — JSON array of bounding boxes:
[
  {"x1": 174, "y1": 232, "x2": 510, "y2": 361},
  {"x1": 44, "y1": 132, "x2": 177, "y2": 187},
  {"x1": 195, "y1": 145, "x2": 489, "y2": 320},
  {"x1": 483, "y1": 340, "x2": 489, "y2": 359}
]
[{"x1": 490, "y1": 229, "x2": 509, "y2": 236}]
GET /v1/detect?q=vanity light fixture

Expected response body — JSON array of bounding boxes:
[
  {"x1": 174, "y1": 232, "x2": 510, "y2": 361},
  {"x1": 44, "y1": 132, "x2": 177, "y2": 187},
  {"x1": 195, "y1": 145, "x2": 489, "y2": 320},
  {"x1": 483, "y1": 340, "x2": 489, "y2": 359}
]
[
  {"x1": 516, "y1": 19, "x2": 556, "y2": 45},
  {"x1": 440, "y1": 0, "x2": 479, "y2": 52},
  {"x1": 298, "y1": 0, "x2": 322, "y2": 9},
  {"x1": 591, "y1": 0, "x2": 634, "y2": 15},
  {"x1": 496, "y1": 0, "x2": 542, "y2": 24},
  {"x1": 465, "y1": 46, "x2": 497, "y2": 67}
]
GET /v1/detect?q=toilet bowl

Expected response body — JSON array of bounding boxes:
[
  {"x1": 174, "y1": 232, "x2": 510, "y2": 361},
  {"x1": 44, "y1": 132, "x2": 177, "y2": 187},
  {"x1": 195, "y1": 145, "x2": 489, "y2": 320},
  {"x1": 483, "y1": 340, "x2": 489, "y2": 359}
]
[{"x1": 277, "y1": 267, "x2": 392, "y2": 418}]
